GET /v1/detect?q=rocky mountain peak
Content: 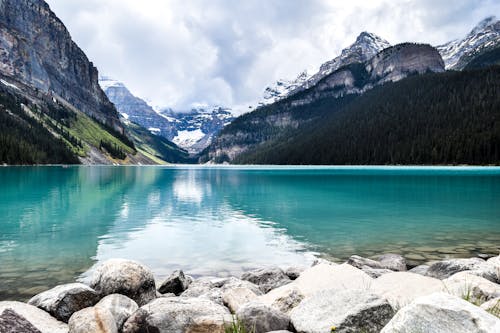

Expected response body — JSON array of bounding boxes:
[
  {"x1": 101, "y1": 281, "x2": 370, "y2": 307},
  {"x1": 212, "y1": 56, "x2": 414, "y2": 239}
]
[{"x1": 437, "y1": 16, "x2": 500, "y2": 69}]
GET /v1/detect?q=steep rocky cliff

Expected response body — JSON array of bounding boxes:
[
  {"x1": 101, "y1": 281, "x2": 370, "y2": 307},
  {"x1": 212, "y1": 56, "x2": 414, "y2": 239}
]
[{"x1": 0, "y1": 0, "x2": 122, "y2": 131}]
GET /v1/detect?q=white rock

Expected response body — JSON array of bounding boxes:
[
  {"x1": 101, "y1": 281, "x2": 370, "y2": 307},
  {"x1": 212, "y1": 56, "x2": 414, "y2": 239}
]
[
  {"x1": 290, "y1": 289, "x2": 395, "y2": 333},
  {"x1": 0, "y1": 301, "x2": 68, "y2": 333},
  {"x1": 381, "y1": 293, "x2": 500, "y2": 333},
  {"x1": 68, "y1": 307, "x2": 118, "y2": 333},
  {"x1": 259, "y1": 263, "x2": 372, "y2": 313},
  {"x1": 371, "y1": 272, "x2": 446, "y2": 308},
  {"x1": 444, "y1": 271, "x2": 500, "y2": 305},
  {"x1": 222, "y1": 287, "x2": 259, "y2": 313},
  {"x1": 95, "y1": 294, "x2": 138, "y2": 330}
]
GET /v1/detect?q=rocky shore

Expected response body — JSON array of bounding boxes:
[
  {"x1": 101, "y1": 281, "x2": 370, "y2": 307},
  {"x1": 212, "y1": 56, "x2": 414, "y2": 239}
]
[{"x1": 0, "y1": 254, "x2": 499, "y2": 333}]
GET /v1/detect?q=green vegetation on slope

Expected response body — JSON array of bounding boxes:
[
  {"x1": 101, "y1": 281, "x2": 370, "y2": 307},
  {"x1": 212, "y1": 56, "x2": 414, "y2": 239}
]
[
  {"x1": 233, "y1": 66, "x2": 500, "y2": 165},
  {"x1": 125, "y1": 121, "x2": 194, "y2": 164},
  {"x1": 0, "y1": 87, "x2": 79, "y2": 164}
]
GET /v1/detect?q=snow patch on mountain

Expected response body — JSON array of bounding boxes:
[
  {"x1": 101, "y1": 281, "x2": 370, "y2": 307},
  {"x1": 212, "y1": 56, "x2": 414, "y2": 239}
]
[
  {"x1": 437, "y1": 16, "x2": 500, "y2": 69},
  {"x1": 260, "y1": 32, "x2": 390, "y2": 104}
]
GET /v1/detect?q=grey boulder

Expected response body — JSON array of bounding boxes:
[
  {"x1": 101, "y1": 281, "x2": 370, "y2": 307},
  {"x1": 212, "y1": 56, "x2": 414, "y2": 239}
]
[
  {"x1": 235, "y1": 302, "x2": 290, "y2": 333},
  {"x1": 95, "y1": 294, "x2": 138, "y2": 330},
  {"x1": 0, "y1": 302, "x2": 68, "y2": 333},
  {"x1": 28, "y1": 283, "x2": 99, "y2": 322},
  {"x1": 426, "y1": 257, "x2": 486, "y2": 279},
  {"x1": 122, "y1": 297, "x2": 231, "y2": 333},
  {"x1": 347, "y1": 255, "x2": 385, "y2": 270},
  {"x1": 158, "y1": 270, "x2": 190, "y2": 295},
  {"x1": 408, "y1": 265, "x2": 430, "y2": 276},
  {"x1": 241, "y1": 267, "x2": 292, "y2": 293},
  {"x1": 381, "y1": 292, "x2": 500, "y2": 333},
  {"x1": 290, "y1": 289, "x2": 395, "y2": 333},
  {"x1": 68, "y1": 307, "x2": 117, "y2": 333},
  {"x1": 222, "y1": 287, "x2": 259, "y2": 313},
  {"x1": 89, "y1": 259, "x2": 156, "y2": 306},
  {"x1": 360, "y1": 266, "x2": 394, "y2": 278},
  {"x1": 378, "y1": 254, "x2": 407, "y2": 271}
]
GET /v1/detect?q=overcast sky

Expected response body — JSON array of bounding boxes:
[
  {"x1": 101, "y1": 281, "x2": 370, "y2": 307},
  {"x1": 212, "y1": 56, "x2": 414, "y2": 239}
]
[{"x1": 45, "y1": 0, "x2": 499, "y2": 112}]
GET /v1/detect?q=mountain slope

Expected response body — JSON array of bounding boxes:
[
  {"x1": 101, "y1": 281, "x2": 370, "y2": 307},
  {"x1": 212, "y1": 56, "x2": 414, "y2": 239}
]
[
  {"x1": 0, "y1": 0, "x2": 123, "y2": 132},
  {"x1": 260, "y1": 32, "x2": 390, "y2": 104},
  {"x1": 99, "y1": 77, "x2": 177, "y2": 139},
  {"x1": 204, "y1": 43, "x2": 444, "y2": 163},
  {"x1": 234, "y1": 66, "x2": 500, "y2": 165},
  {"x1": 437, "y1": 16, "x2": 500, "y2": 70},
  {"x1": 0, "y1": 0, "x2": 165, "y2": 164}
]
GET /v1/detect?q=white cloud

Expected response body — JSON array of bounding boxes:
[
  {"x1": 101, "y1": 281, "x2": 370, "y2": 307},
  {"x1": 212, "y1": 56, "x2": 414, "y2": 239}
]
[{"x1": 45, "y1": 0, "x2": 500, "y2": 111}]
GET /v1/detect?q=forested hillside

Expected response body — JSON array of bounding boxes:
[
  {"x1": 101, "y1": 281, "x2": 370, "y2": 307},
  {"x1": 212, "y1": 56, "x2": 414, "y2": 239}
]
[{"x1": 232, "y1": 66, "x2": 500, "y2": 165}]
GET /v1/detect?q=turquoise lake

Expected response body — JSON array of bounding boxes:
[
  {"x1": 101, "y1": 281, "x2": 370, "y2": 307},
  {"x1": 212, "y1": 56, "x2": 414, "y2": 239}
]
[{"x1": 1, "y1": 166, "x2": 499, "y2": 300}]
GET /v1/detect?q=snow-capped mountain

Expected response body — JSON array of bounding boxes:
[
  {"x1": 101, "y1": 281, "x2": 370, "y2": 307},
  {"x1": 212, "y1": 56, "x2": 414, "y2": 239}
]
[
  {"x1": 161, "y1": 107, "x2": 235, "y2": 153},
  {"x1": 100, "y1": 77, "x2": 234, "y2": 154},
  {"x1": 260, "y1": 32, "x2": 391, "y2": 104},
  {"x1": 99, "y1": 76, "x2": 177, "y2": 139},
  {"x1": 261, "y1": 71, "x2": 309, "y2": 105},
  {"x1": 437, "y1": 16, "x2": 500, "y2": 70}
]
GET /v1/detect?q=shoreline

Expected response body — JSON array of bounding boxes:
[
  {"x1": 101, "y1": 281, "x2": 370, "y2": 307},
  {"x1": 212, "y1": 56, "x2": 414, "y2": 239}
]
[{"x1": 1, "y1": 252, "x2": 499, "y2": 332}]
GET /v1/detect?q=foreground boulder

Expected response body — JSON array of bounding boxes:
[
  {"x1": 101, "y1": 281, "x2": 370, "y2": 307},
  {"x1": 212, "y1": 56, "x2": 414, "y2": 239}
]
[
  {"x1": 222, "y1": 287, "x2": 259, "y2": 313},
  {"x1": 158, "y1": 270, "x2": 190, "y2": 295},
  {"x1": 181, "y1": 276, "x2": 261, "y2": 306},
  {"x1": 68, "y1": 307, "x2": 117, "y2": 333},
  {"x1": 290, "y1": 289, "x2": 395, "y2": 333},
  {"x1": 259, "y1": 285, "x2": 304, "y2": 314},
  {"x1": 28, "y1": 283, "x2": 99, "y2": 322},
  {"x1": 426, "y1": 258, "x2": 486, "y2": 279},
  {"x1": 381, "y1": 292, "x2": 500, "y2": 333},
  {"x1": 259, "y1": 263, "x2": 372, "y2": 312},
  {"x1": 370, "y1": 272, "x2": 445, "y2": 308},
  {"x1": 95, "y1": 294, "x2": 138, "y2": 330},
  {"x1": 122, "y1": 297, "x2": 231, "y2": 333},
  {"x1": 443, "y1": 272, "x2": 500, "y2": 304},
  {"x1": 89, "y1": 259, "x2": 156, "y2": 306},
  {"x1": 236, "y1": 302, "x2": 290, "y2": 333},
  {"x1": 241, "y1": 267, "x2": 291, "y2": 293},
  {"x1": 0, "y1": 302, "x2": 68, "y2": 333}
]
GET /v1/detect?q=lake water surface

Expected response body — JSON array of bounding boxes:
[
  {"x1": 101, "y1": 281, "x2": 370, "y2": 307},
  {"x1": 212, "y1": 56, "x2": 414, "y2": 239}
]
[{"x1": 1, "y1": 166, "x2": 499, "y2": 300}]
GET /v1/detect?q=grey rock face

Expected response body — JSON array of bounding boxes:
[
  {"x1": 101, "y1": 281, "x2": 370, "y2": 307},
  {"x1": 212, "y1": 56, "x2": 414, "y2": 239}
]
[
  {"x1": 381, "y1": 293, "x2": 500, "y2": 333},
  {"x1": 378, "y1": 254, "x2": 407, "y2": 271},
  {"x1": 235, "y1": 302, "x2": 290, "y2": 333},
  {"x1": 122, "y1": 297, "x2": 231, "y2": 333},
  {"x1": 0, "y1": 0, "x2": 122, "y2": 131},
  {"x1": 68, "y1": 307, "x2": 118, "y2": 333},
  {"x1": 290, "y1": 289, "x2": 395, "y2": 333},
  {"x1": 347, "y1": 255, "x2": 384, "y2": 270},
  {"x1": 28, "y1": 283, "x2": 99, "y2": 323},
  {"x1": 361, "y1": 266, "x2": 394, "y2": 278},
  {"x1": 158, "y1": 270, "x2": 190, "y2": 295},
  {"x1": 0, "y1": 301, "x2": 68, "y2": 333},
  {"x1": 0, "y1": 308, "x2": 42, "y2": 333},
  {"x1": 241, "y1": 267, "x2": 292, "y2": 293},
  {"x1": 89, "y1": 259, "x2": 156, "y2": 306},
  {"x1": 95, "y1": 294, "x2": 138, "y2": 330},
  {"x1": 426, "y1": 258, "x2": 486, "y2": 279}
]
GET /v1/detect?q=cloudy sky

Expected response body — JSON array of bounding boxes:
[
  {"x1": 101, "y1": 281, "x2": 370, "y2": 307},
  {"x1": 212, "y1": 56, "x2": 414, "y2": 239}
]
[{"x1": 45, "y1": 0, "x2": 499, "y2": 112}]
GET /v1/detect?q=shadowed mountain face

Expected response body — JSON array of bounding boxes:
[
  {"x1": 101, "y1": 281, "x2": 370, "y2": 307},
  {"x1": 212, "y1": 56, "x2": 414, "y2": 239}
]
[{"x1": 0, "y1": 0, "x2": 122, "y2": 131}]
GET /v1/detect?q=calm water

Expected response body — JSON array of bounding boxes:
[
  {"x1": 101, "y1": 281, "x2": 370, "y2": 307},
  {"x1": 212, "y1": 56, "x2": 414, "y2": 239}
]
[{"x1": 1, "y1": 166, "x2": 499, "y2": 300}]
